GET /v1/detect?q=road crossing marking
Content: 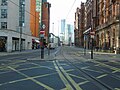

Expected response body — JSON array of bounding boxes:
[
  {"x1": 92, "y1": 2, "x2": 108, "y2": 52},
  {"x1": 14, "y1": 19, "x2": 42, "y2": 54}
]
[
  {"x1": 8, "y1": 66, "x2": 54, "y2": 90},
  {"x1": 56, "y1": 60, "x2": 83, "y2": 90},
  {"x1": 53, "y1": 61, "x2": 73, "y2": 90}
]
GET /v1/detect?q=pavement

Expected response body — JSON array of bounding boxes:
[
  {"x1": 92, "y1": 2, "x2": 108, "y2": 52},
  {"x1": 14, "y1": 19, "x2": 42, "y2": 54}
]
[
  {"x1": 0, "y1": 47, "x2": 120, "y2": 61},
  {"x1": 0, "y1": 49, "x2": 39, "y2": 56}
]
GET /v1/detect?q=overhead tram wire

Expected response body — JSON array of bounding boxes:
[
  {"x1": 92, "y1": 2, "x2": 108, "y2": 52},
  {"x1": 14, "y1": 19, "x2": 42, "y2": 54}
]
[{"x1": 65, "y1": 0, "x2": 77, "y2": 20}]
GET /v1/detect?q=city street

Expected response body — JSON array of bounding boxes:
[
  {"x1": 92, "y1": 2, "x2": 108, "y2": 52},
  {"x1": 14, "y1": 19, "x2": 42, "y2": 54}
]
[{"x1": 0, "y1": 46, "x2": 120, "y2": 90}]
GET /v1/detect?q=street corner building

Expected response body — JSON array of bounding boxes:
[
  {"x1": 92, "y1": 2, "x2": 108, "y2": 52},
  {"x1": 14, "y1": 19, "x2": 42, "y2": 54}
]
[{"x1": 0, "y1": 0, "x2": 49, "y2": 52}]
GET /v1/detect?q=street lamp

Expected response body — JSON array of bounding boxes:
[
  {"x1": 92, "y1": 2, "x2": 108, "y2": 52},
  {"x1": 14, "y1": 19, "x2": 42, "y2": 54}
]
[
  {"x1": 90, "y1": 31, "x2": 95, "y2": 59},
  {"x1": 84, "y1": 34, "x2": 87, "y2": 55},
  {"x1": 19, "y1": 3, "x2": 24, "y2": 52}
]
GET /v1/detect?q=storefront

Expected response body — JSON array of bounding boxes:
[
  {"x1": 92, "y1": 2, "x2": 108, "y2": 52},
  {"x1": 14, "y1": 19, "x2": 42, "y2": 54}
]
[{"x1": 12, "y1": 37, "x2": 25, "y2": 51}]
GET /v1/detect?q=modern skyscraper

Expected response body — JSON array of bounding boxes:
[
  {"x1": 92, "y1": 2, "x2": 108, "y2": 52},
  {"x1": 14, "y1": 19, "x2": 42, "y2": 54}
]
[
  {"x1": 60, "y1": 19, "x2": 66, "y2": 43},
  {"x1": 65, "y1": 24, "x2": 73, "y2": 45}
]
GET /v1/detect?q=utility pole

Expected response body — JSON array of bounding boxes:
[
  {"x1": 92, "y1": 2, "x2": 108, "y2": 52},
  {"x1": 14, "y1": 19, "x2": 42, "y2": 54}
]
[{"x1": 20, "y1": 3, "x2": 24, "y2": 52}]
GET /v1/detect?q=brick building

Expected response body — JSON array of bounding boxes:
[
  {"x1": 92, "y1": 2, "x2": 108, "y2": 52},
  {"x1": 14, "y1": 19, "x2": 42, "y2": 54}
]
[
  {"x1": 95, "y1": 0, "x2": 120, "y2": 53},
  {"x1": 41, "y1": 1, "x2": 51, "y2": 43},
  {"x1": 74, "y1": 0, "x2": 120, "y2": 53},
  {"x1": 74, "y1": 3, "x2": 85, "y2": 47}
]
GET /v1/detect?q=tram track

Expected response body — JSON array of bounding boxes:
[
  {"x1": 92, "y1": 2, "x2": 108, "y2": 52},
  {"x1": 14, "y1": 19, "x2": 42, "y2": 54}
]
[{"x1": 59, "y1": 47, "x2": 119, "y2": 90}]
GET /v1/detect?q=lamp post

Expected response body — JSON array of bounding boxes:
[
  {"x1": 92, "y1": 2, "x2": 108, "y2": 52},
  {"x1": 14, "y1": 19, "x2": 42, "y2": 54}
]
[
  {"x1": 19, "y1": 3, "x2": 24, "y2": 52},
  {"x1": 84, "y1": 34, "x2": 86, "y2": 55},
  {"x1": 90, "y1": 32, "x2": 95, "y2": 59}
]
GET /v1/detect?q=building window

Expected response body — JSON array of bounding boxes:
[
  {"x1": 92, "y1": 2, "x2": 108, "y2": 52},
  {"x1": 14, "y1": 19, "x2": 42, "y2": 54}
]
[
  {"x1": 1, "y1": 9, "x2": 7, "y2": 18},
  {"x1": 19, "y1": 0, "x2": 25, "y2": 27},
  {"x1": 1, "y1": 0, "x2": 7, "y2": 6},
  {"x1": 1, "y1": 22, "x2": 7, "y2": 29}
]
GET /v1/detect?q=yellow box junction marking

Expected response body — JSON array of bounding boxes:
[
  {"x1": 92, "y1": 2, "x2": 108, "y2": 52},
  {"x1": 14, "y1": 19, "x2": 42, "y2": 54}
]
[
  {"x1": 97, "y1": 74, "x2": 108, "y2": 79},
  {"x1": 53, "y1": 61, "x2": 73, "y2": 90},
  {"x1": 8, "y1": 66, "x2": 54, "y2": 90},
  {"x1": 56, "y1": 61, "x2": 83, "y2": 90},
  {"x1": 115, "y1": 88, "x2": 120, "y2": 90}
]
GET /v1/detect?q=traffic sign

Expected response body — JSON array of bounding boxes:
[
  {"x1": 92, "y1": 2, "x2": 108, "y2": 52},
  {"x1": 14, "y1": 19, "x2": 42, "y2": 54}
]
[
  {"x1": 42, "y1": 24, "x2": 46, "y2": 29},
  {"x1": 40, "y1": 31, "x2": 45, "y2": 34},
  {"x1": 90, "y1": 31, "x2": 95, "y2": 35}
]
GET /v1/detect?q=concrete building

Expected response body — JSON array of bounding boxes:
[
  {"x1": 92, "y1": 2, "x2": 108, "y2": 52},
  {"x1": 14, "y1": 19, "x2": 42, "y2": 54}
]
[
  {"x1": 60, "y1": 19, "x2": 66, "y2": 43},
  {"x1": 0, "y1": 0, "x2": 32, "y2": 52},
  {"x1": 65, "y1": 24, "x2": 73, "y2": 45}
]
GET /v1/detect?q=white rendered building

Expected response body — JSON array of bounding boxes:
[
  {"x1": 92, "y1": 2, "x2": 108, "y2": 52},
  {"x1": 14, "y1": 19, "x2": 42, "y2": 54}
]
[{"x1": 0, "y1": 0, "x2": 32, "y2": 52}]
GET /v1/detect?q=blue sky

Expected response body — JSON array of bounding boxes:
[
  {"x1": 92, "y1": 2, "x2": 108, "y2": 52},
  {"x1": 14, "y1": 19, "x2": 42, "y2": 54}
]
[{"x1": 47, "y1": 0, "x2": 86, "y2": 35}]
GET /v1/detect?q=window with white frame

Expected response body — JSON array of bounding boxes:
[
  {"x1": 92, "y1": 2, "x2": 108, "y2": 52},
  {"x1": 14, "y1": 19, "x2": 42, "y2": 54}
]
[
  {"x1": 1, "y1": 0, "x2": 7, "y2": 6},
  {"x1": 1, "y1": 22, "x2": 7, "y2": 29},
  {"x1": 1, "y1": 9, "x2": 7, "y2": 18}
]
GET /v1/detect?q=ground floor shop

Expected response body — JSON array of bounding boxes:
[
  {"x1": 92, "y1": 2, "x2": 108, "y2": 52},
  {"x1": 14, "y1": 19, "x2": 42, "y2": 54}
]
[{"x1": 0, "y1": 30, "x2": 33, "y2": 52}]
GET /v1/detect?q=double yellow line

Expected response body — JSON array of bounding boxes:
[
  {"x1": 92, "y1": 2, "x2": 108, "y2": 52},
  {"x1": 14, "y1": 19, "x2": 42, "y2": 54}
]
[{"x1": 53, "y1": 60, "x2": 83, "y2": 90}]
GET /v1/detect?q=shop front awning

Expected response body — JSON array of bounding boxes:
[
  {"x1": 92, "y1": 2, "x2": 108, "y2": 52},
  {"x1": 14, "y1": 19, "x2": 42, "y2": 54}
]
[{"x1": 35, "y1": 39, "x2": 40, "y2": 43}]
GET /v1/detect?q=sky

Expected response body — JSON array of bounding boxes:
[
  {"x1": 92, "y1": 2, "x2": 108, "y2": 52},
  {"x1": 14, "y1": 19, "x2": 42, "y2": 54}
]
[{"x1": 47, "y1": 0, "x2": 86, "y2": 35}]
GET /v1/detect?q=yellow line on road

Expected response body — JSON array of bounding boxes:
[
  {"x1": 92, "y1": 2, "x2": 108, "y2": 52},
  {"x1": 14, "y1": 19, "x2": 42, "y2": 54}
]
[
  {"x1": 83, "y1": 68, "x2": 103, "y2": 73},
  {"x1": 92, "y1": 61, "x2": 120, "y2": 71},
  {"x1": 31, "y1": 62, "x2": 55, "y2": 70},
  {"x1": 8, "y1": 66, "x2": 54, "y2": 90},
  {"x1": 66, "y1": 69, "x2": 75, "y2": 72},
  {"x1": 115, "y1": 88, "x2": 120, "y2": 90},
  {"x1": 112, "y1": 70, "x2": 120, "y2": 73},
  {"x1": 78, "y1": 81, "x2": 89, "y2": 86},
  {"x1": 0, "y1": 72, "x2": 57, "y2": 87},
  {"x1": 56, "y1": 61, "x2": 83, "y2": 90},
  {"x1": 68, "y1": 73, "x2": 86, "y2": 80},
  {"x1": 96, "y1": 74, "x2": 107, "y2": 79},
  {"x1": 53, "y1": 61, "x2": 73, "y2": 90}
]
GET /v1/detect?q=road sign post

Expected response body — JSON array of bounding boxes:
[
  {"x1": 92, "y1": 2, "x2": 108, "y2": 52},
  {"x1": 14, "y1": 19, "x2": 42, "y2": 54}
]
[
  {"x1": 90, "y1": 32, "x2": 95, "y2": 59},
  {"x1": 40, "y1": 24, "x2": 46, "y2": 59}
]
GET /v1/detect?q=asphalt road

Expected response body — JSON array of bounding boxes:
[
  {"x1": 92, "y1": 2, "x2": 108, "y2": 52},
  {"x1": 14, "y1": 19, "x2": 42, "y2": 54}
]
[{"x1": 0, "y1": 46, "x2": 120, "y2": 90}]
